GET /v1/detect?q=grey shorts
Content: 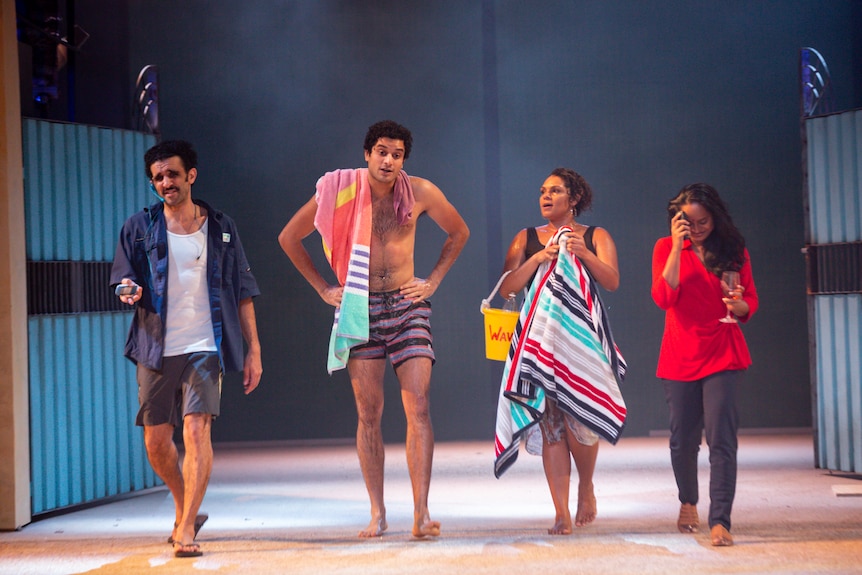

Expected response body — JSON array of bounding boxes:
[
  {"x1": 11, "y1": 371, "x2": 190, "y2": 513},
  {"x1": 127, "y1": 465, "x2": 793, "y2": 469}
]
[{"x1": 136, "y1": 352, "x2": 222, "y2": 427}]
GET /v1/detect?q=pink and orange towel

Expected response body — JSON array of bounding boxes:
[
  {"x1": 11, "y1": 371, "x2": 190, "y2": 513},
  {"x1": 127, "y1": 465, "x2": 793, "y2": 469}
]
[{"x1": 313, "y1": 168, "x2": 414, "y2": 373}]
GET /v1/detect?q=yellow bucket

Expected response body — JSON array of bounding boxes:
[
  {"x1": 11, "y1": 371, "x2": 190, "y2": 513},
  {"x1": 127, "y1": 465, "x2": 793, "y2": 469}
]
[{"x1": 481, "y1": 307, "x2": 519, "y2": 361}]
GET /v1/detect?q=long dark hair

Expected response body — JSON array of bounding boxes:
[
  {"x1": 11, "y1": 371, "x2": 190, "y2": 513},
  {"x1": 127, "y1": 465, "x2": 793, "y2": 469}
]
[{"x1": 667, "y1": 182, "x2": 745, "y2": 276}]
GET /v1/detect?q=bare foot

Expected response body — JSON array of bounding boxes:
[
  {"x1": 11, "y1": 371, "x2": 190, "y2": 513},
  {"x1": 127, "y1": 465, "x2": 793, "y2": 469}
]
[
  {"x1": 358, "y1": 515, "x2": 388, "y2": 538},
  {"x1": 548, "y1": 514, "x2": 573, "y2": 535},
  {"x1": 575, "y1": 483, "x2": 597, "y2": 527},
  {"x1": 412, "y1": 515, "x2": 441, "y2": 538}
]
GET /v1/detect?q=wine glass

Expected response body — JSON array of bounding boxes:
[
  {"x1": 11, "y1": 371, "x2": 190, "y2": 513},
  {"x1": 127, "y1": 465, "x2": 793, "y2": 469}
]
[{"x1": 719, "y1": 271, "x2": 740, "y2": 324}]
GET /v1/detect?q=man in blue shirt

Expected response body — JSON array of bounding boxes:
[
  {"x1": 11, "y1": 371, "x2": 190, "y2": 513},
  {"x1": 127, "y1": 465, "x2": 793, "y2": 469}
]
[{"x1": 111, "y1": 140, "x2": 262, "y2": 558}]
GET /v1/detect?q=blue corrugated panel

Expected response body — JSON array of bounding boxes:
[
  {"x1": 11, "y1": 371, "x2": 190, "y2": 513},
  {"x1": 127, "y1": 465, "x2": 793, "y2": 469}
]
[
  {"x1": 23, "y1": 120, "x2": 154, "y2": 261},
  {"x1": 807, "y1": 111, "x2": 862, "y2": 245},
  {"x1": 28, "y1": 314, "x2": 160, "y2": 514},
  {"x1": 814, "y1": 296, "x2": 862, "y2": 472},
  {"x1": 24, "y1": 119, "x2": 159, "y2": 515},
  {"x1": 806, "y1": 109, "x2": 862, "y2": 473}
]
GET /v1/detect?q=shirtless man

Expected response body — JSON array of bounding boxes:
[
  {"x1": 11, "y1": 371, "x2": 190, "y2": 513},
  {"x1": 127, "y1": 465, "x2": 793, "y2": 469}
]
[{"x1": 278, "y1": 120, "x2": 469, "y2": 538}]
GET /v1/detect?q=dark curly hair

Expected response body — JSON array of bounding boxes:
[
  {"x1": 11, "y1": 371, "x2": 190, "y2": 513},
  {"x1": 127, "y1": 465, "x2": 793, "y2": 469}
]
[
  {"x1": 363, "y1": 120, "x2": 413, "y2": 160},
  {"x1": 549, "y1": 167, "x2": 593, "y2": 216},
  {"x1": 667, "y1": 182, "x2": 746, "y2": 276},
  {"x1": 144, "y1": 140, "x2": 198, "y2": 179}
]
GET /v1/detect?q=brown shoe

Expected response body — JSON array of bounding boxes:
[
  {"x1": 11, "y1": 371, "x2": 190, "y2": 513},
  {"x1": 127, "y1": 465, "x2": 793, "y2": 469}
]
[
  {"x1": 677, "y1": 503, "x2": 699, "y2": 533},
  {"x1": 710, "y1": 524, "x2": 733, "y2": 546}
]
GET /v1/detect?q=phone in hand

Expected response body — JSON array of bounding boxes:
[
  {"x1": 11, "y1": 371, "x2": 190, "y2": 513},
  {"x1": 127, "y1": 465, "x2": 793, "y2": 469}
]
[
  {"x1": 115, "y1": 284, "x2": 138, "y2": 296},
  {"x1": 678, "y1": 210, "x2": 690, "y2": 240}
]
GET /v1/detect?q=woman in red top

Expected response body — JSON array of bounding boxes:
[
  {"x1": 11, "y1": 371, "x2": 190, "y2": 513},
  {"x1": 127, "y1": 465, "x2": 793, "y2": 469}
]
[{"x1": 651, "y1": 183, "x2": 758, "y2": 547}]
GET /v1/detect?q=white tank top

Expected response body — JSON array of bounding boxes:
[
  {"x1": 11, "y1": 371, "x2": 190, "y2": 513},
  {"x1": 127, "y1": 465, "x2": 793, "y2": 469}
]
[{"x1": 164, "y1": 219, "x2": 217, "y2": 356}]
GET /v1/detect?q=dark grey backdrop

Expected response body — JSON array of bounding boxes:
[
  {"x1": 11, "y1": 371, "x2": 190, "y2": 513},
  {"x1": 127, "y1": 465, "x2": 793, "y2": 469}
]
[{"x1": 21, "y1": 1, "x2": 862, "y2": 443}]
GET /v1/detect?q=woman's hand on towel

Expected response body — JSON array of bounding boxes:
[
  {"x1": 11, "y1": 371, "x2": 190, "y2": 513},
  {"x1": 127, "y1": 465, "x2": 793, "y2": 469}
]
[
  {"x1": 565, "y1": 233, "x2": 591, "y2": 259},
  {"x1": 400, "y1": 277, "x2": 436, "y2": 302},
  {"x1": 320, "y1": 285, "x2": 344, "y2": 307},
  {"x1": 536, "y1": 243, "x2": 561, "y2": 264}
]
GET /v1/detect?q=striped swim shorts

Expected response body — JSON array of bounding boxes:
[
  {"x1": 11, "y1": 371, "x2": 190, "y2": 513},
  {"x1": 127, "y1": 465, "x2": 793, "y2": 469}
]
[{"x1": 349, "y1": 290, "x2": 435, "y2": 369}]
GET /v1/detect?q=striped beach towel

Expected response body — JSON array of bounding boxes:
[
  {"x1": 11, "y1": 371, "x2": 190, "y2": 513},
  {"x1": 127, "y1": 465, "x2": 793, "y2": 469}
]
[
  {"x1": 313, "y1": 168, "x2": 413, "y2": 373},
  {"x1": 493, "y1": 227, "x2": 627, "y2": 478}
]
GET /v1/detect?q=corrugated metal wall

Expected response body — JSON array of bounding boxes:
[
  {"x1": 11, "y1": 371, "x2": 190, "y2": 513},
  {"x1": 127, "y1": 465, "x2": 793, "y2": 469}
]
[
  {"x1": 23, "y1": 119, "x2": 160, "y2": 514},
  {"x1": 805, "y1": 109, "x2": 862, "y2": 473},
  {"x1": 23, "y1": 120, "x2": 150, "y2": 261}
]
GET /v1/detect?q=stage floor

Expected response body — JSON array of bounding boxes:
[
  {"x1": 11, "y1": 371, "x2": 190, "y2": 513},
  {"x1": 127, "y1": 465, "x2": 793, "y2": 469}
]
[{"x1": 1, "y1": 433, "x2": 860, "y2": 574}]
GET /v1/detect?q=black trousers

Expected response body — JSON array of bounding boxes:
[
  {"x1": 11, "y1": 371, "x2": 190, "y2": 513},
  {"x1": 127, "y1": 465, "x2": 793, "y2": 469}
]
[{"x1": 662, "y1": 370, "x2": 742, "y2": 530}]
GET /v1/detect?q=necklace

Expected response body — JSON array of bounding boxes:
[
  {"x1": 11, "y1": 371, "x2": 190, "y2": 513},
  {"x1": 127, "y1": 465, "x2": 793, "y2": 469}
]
[
  {"x1": 183, "y1": 204, "x2": 202, "y2": 233},
  {"x1": 195, "y1": 214, "x2": 207, "y2": 260},
  {"x1": 543, "y1": 220, "x2": 576, "y2": 233}
]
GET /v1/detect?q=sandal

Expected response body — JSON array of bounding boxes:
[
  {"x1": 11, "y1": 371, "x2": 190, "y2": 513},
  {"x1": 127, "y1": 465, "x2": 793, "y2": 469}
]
[
  {"x1": 167, "y1": 513, "x2": 208, "y2": 544},
  {"x1": 173, "y1": 541, "x2": 203, "y2": 558}
]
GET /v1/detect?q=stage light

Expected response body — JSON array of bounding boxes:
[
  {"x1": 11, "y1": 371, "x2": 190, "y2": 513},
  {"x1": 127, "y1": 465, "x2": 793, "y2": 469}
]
[{"x1": 16, "y1": 0, "x2": 90, "y2": 111}]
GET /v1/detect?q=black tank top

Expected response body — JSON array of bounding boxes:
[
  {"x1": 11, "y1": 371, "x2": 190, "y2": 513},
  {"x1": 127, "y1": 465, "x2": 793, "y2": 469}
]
[
  {"x1": 525, "y1": 226, "x2": 596, "y2": 259},
  {"x1": 524, "y1": 226, "x2": 597, "y2": 286}
]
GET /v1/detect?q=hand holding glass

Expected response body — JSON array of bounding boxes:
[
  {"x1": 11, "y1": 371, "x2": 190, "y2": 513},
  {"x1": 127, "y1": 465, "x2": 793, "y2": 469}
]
[{"x1": 719, "y1": 271, "x2": 740, "y2": 324}]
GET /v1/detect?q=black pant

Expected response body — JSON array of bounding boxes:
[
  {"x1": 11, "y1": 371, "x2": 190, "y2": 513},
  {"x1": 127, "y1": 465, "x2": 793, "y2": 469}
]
[{"x1": 663, "y1": 370, "x2": 742, "y2": 530}]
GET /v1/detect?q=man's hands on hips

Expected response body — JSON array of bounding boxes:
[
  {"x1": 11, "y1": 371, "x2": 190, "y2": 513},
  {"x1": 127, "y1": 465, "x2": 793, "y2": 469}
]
[{"x1": 400, "y1": 277, "x2": 436, "y2": 302}]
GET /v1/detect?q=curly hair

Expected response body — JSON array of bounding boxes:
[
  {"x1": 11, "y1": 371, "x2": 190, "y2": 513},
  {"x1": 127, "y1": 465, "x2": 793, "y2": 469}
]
[
  {"x1": 363, "y1": 120, "x2": 413, "y2": 160},
  {"x1": 144, "y1": 140, "x2": 198, "y2": 179},
  {"x1": 549, "y1": 167, "x2": 593, "y2": 216},
  {"x1": 667, "y1": 182, "x2": 746, "y2": 276}
]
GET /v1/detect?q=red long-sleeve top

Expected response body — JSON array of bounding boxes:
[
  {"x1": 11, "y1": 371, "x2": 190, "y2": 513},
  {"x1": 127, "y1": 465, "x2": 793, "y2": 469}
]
[{"x1": 651, "y1": 236, "x2": 759, "y2": 382}]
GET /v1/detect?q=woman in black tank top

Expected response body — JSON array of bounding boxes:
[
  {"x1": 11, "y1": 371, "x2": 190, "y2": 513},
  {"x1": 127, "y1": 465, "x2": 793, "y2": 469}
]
[
  {"x1": 523, "y1": 226, "x2": 599, "y2": 287},
  {"x1": 497, "y1": 167, "x2": 621, "y2": 535}
]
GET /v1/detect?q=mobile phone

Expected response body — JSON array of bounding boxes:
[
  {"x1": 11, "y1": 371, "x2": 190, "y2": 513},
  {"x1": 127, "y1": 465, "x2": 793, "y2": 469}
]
[
  {"x1": 678, "y1": 211, "x2": 690, "y2": 239},
  {"x1": 115, "y1": 284, "x2": 138, "y2": 296}
]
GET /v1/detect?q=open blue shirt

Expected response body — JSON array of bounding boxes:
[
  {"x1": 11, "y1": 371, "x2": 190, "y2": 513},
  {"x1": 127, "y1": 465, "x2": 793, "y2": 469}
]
[{"x1": 110, "y1": 199, "x2": 260, "y2": 373}]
